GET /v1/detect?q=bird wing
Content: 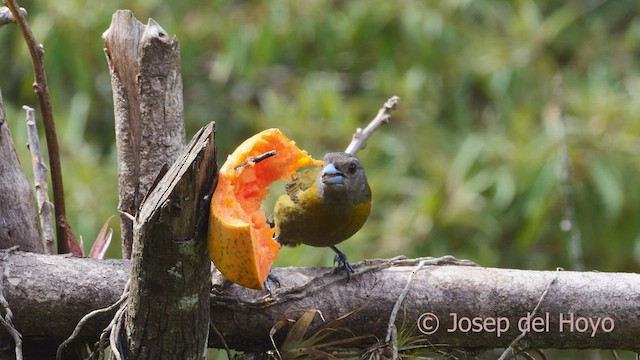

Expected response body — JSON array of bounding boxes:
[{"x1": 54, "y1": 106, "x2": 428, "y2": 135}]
[{"x1": 285, "y1": 166, "x2": 321, "y2": 203}]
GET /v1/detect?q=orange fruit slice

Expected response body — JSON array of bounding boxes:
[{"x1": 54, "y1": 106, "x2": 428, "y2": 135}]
[{"x1": 209, "y1": 128, "x2": 322, "y2": 289}]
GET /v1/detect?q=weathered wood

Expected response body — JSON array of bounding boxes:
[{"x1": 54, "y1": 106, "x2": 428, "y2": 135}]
[
  {"x1": 125, "y1": 122, "x2": 216, "y2": 359},
  {"x1": 0, "y1": 89, "x2": 43, "y2": 253},
  {"x1": 1, "y1": 252, "x2": 128, "y2": 340},
  {"x1": 103, "y1": 10, "x2": 186, "y2": 259},
  {"x1": 210, "y1": 264, "x2": 640, "y2": 353},
  {"x1": 2, "y1": 252, "x2": 639, "y2": 354},
  {"x1": 0, "y1": 6, "x2": 26, "y2": 26},
  {"x1": 24, "y1": 106, "x2": 55, "y2": 254}
]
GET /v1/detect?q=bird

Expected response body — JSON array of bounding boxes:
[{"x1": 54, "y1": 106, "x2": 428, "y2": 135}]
[{"x1": 273, "y1": 151, "x2": 371, "y2": 276}]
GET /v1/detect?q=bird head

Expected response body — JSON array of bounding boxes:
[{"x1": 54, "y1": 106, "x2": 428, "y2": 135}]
[{"x1": 319, "y1": 152, "x2": 371, "y2": 204}]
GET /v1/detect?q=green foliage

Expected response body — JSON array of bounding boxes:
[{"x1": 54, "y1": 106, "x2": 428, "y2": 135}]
[{"x1": 3, "y1": 0, "x2": 640, "y2": 272}]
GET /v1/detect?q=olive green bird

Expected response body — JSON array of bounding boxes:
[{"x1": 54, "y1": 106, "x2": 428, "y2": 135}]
[{"x1": 273, "y1": 152, "x2": 371, "y2": 275}]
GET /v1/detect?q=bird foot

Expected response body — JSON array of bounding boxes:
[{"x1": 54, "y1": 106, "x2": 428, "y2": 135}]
[
  {"x1": 263, "y1": 272, "x2": 281, "y2": 295},
  {"x1": 331, "y1": 246, "x2": 354, "y2": 279}
]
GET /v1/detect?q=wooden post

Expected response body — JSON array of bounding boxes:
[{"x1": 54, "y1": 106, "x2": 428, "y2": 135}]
[
  {"x1": 125, "y1": 123, "x2": 216, "y2": 359},
  {"x1": 103, "y1": 10, "x2": 186, "y2": 259}
]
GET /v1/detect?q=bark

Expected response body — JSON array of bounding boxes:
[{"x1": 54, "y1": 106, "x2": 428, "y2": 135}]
[
  {"x1": 0, "y1": 89, "x2": 43, "y2": 253},
  {"x1": 0, "y1": 6, "x2": 25, "y2": 26},
  {"x1": 24, "y1": 106, "x2": 55, "y2": 254},
  {"x1": 1, "y1": 252, "x2": 639, "y2": 354},
  {"x1": 103, "y1": 10, "x2": 186, "y2": 259},
  {"x1": 1, "y1": 252, "x2": 128, "y2": 340},
  {"x1": 125, "y1": 122, "x2": 216, "y2": 359}
]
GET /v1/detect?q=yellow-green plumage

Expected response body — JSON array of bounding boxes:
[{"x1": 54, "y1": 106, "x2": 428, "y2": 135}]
[{"x1": 274, "y1": 152, "x2": 371, "y2": 251}]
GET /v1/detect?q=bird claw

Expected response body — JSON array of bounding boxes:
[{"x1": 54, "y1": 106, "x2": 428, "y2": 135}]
[
  {"x1": 331, "y1": 246, "x2": 354, "y2": 279},
  {"x1": 263, "y1": 272, "x2": 281, "y2": 296}
]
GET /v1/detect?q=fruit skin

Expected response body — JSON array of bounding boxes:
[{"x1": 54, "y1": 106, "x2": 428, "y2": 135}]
[{"x1": 208, "y1": 128, "x2": 322, "y2": 290}]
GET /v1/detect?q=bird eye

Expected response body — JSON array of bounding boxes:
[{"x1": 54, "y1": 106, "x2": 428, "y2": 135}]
[{"x1": 347, "y1": 161, "x2": 357, "y2": 174}]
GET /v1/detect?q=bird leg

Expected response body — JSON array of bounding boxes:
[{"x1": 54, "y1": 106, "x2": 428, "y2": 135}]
[
  {"x1": 263, "y1": 271, "x2": 281, "y2": 295},
  {"x1": 331, "y1": 245, "x2": 354, "y2": 278}
]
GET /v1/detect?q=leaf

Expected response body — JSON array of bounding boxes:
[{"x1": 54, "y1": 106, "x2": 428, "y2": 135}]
[
  {"x1": 89, "y1": 215, "x2": 114, "y2": 259},
  {"x1": 299, "y1": 348, "x2": 339, "y2": 359},
  {"x1": 282, "y1": 309, "x2": 322, "y2": 349},
  {"x1": 65, "y1": 221, "x2": 84, "y2": 256},
  {"x1": 269, "y1": 318, "x2": 294, "y2": 360}
]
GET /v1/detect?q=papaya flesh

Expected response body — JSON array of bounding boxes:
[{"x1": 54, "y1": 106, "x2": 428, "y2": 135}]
[{"x1": 209, "y1": 128, "x2": 322, "y2": 289}]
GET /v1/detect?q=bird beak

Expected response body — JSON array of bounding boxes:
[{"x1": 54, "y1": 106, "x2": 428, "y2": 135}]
[{"x1": 321, "y1": 163, "x2": 345, "y2": 185}]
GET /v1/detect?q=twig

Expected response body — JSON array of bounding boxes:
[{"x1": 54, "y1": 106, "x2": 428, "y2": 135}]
[
  {"x1": 23, "y1": 106, "x2": 55, "y2": 254},
  {"x1": 497, "y1": 275, "x2": 558, "y2": 360},
  {"x1": 56, "y1": 280, "x2": 130, "y2": 360},
  {"x1": 210, "y1": 322, "x2": 233, "y2": 360},
  {"x1": 109, "y1": 303, "x2": 127, "y2": 360},
  {"x1": 385, "y1": 259, "x2": 429, "y2": 344},
  {"x1": 344, "y1": 95, "x2": 400, "y2": 155},
  {"x1": 389, "y1": 324, "x2": 398, "y2": 360},
  {"x1": 0, "y1": 5, "x2": 24, "y2": 26},
  {"x1": 211, "y1": 255, "x2": 477, "y2": 309},
  {"x1": 0, "y1": 246, "x2": 23, "y2": 360},
  {"x1": 87, "y1": 280, "x2": 131, "y2": 360},
  {"x1": 4, "y1": 0, "x2": 71, "y2": 253},
  {"x1": 91, "y1": 304, "x2": 124, "y2": 360},
  {"x1": 552, "y1": 75, "x2": 584, "y2": 271},
  {"x1": 357, "y1": 255, "x2": 478, "y2": 268}
]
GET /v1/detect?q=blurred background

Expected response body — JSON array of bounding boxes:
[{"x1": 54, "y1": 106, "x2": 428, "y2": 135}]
[{"x1": 2, "y1": 0, "x2": 640, "y2": 355}]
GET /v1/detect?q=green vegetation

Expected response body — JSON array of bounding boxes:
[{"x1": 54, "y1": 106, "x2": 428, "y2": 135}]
[{"x1": 2, "y1": 1, "x2": 640, "y2": 273}]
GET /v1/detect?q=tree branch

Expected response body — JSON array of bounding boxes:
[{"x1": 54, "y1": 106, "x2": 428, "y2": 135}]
[
  {"x1": 0, "y1": 5, "x2": 24, "y2": 26},
  {"x1": 344, "y1": 96, "x2": 400, "y2": 155},
  {"x1": 3, "y1": 0, "x2": 73, "y2": 254},
  {"x1": 2, "y1": 251, "x2": 639, "y2": 355}
]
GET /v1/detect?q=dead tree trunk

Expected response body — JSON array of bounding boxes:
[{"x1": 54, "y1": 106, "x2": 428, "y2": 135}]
[
  {"x1": 0, "y1": 88, "x2": 43, "y2": 254},
  {"x1": 103, "y1": 9, "x2": 186, "y2": 259},
  {"x1": 124, "y1": 122, "x2": 215, "y2": 359},
  {"x1": 103, "y1": 10, "x2": 215, "y2": 360}
]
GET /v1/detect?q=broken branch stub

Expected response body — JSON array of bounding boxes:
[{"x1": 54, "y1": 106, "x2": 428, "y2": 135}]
[
  {"x1": 126, "y1": 122, "x2": 216, "y2": 359},
  {"x1": 103, "y1": 10, "x2": 186, "y2": 259}
]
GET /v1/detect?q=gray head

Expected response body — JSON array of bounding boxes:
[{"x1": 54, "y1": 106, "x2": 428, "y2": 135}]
[{"x1": 318, "y1": 152, "x2": 371, "y2": 204}]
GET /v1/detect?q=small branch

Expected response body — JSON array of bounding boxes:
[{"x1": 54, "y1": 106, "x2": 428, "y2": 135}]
[
  {"x1": 23, "y1": 106, "x2": 55, "y2": 255},
  {"x1": 210, "y1": 322, "x2": 233, "y2": 360},
  {"x1": 0, "y1": 5, "x2": 24, "y2": 26},
  {"x1": 385, "y1": 259, "x2": 429, "y2": 343},
  {"x1": 344, "y1": 95, "x2": 400, "y2": 155},
  {"x1": 57, "y1": 280, "x2": 130, "y2": 360},
  {"x1": 497, "y1": 274, "x2": 558, "y2": 360},
  {"x1": 4, "y1": 0, "x2": 71, "y2": 253},
  {"x1": 109, "y1": 303, "x2": 127, "y2": 360}
]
